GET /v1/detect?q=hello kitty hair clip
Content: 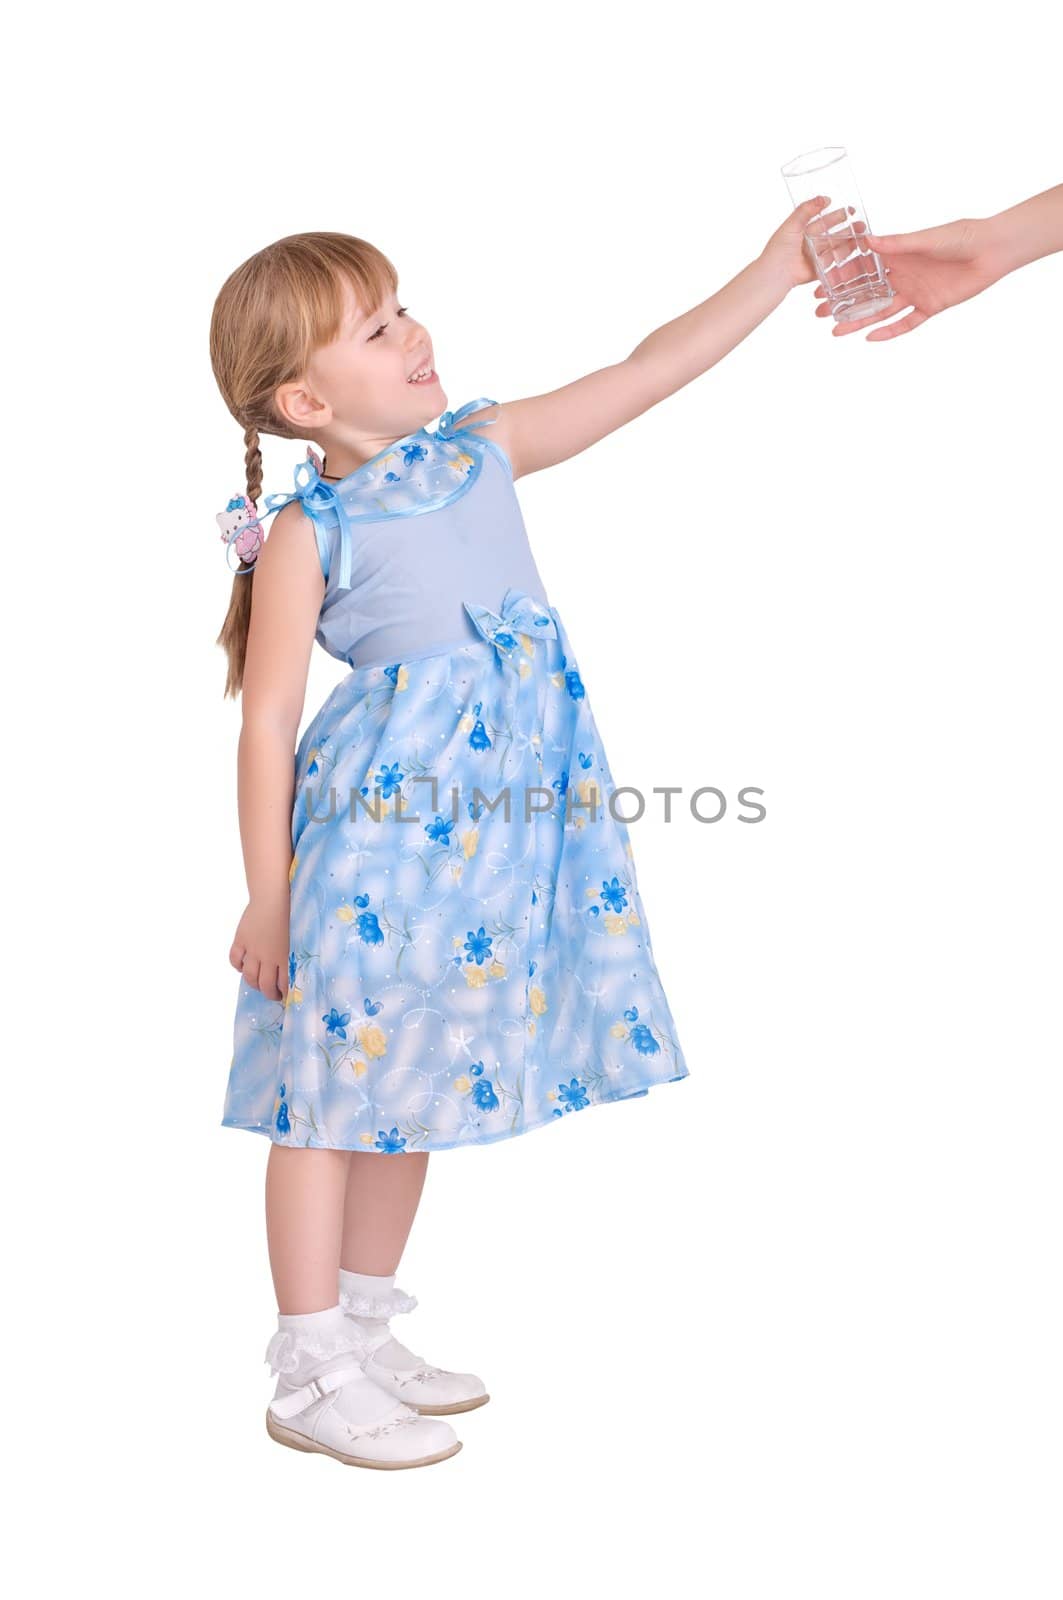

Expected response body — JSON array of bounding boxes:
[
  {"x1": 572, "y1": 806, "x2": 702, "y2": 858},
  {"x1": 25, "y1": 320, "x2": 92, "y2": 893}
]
[
  {"x1": 215, "y1": 449, "x2": 329, "y2": 576},
  {"x1": 216, "y1": 494, "x2": 266, "y2": 573}
]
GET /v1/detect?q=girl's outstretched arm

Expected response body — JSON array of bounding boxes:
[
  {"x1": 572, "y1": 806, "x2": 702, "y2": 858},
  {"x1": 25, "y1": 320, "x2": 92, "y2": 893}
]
[
  {"x1": 461, "y1": 197, "x2": 826, "y2": 479},
  {"x1": 227, "y1": 505, "x2": 324, "y2": 1001}
]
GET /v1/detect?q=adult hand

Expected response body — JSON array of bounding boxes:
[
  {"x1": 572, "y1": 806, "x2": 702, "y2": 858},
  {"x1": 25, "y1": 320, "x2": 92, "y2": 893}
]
[{"x1": 812, "y1": 215, "x2": 1009, "y2": 340}]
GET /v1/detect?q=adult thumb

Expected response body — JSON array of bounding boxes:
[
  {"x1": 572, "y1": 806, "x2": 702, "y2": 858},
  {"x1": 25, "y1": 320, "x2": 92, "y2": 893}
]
[{"x1": 866, "y1": 224, "x2": 948, "y2": 256}]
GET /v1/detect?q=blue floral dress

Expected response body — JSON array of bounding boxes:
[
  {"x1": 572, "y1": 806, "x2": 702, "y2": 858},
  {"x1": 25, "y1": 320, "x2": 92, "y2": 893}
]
[{"x1": 222, "y1": 400, "x2": 690, "y2": 1152}]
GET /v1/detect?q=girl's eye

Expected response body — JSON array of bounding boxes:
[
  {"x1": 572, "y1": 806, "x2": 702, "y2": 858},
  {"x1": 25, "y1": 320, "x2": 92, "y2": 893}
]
[{"x1": 368, "y1": 306, "x2": 410, "y2": 341}]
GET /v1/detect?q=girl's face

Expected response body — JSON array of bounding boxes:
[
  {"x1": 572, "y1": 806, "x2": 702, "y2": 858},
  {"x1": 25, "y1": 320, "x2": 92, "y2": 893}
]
[{"x1": 276, "y1": 277, "x2": 444, "y2": 465}]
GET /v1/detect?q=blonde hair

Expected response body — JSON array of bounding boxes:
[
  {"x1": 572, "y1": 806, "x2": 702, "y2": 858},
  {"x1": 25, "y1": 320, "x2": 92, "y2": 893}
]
[{"x1": 209, "y1": 232, "x2": 398, "y2": 697}]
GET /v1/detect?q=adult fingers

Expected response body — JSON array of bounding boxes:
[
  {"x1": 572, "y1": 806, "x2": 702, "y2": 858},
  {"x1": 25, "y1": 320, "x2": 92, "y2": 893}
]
[
  {"x1": 865, "y1": 307, "x2": 930, "y2": 341},
  {"x1": 829, "y1": 299, "x2": 915, "y2": 337}
]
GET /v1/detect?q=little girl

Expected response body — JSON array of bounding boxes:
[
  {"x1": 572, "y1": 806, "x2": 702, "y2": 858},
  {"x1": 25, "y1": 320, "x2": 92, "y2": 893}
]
[{"x1": 210, "y1": 202, "x2": 825, "y2": 1471}]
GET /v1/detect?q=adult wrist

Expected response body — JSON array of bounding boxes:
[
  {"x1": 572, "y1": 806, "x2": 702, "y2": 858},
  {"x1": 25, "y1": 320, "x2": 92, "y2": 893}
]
[{"x1": 978, "y1": 209, "x2": 1027, "y2": 282}]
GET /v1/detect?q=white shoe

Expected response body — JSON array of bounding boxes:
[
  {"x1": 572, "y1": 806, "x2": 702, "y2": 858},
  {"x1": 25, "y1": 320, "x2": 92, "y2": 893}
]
[
  {"x1": 264, "y1": 1306, "x2": 462, "y2": 1470},
  {"x1": 266, "y1": 1363, "x2": 462, "y2": 1469},
  {"x1": 339, "y1": 1278, "x2": 490, "y2": 1417}
]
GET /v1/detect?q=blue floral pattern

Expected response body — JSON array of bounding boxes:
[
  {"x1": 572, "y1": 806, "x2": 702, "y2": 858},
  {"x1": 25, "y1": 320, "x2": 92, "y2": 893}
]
[{"x1": 223, "y1": 586, "x2": 689, "y2": 1151}]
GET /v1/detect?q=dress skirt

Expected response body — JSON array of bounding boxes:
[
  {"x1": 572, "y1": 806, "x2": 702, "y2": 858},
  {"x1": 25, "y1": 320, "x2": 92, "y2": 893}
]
[{"x1": 222, "y1": 587, "x2": 690, "y2": 1152}]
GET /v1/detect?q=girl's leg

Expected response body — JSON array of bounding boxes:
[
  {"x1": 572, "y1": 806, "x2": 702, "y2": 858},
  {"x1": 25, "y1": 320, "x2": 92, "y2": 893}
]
[
  {"x1": 337, "y1": 1154, "x2": 488, "y2": 1412},
  {"x1": 266, "y1": 1145, "x2": 350, "y2": 1313},
  {"x1": 262, "y1": 1144, "x2": 462, "y2": 1466},
  {"x1": 340, "y1": 1151, "x2": 429, "y2": 1273}
]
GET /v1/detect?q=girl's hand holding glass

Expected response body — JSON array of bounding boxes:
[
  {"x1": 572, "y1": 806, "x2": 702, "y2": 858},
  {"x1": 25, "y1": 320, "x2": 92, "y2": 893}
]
[
  {"x1": 780, "y1": 148, "x2": 894, "y2": 323},
  {"x1": 759, "y1": 196, "x2": 845, "y2": 289}
]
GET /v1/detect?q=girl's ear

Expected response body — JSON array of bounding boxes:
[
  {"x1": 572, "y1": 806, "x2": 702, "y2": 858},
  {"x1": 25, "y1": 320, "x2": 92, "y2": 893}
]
[{"x1": 274, "y1": 379, "x2": 332, "y2": 434}]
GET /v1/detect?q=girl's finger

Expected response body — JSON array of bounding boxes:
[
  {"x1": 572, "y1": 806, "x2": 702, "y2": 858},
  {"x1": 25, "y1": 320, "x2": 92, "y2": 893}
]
[
  {"x1": 229, "y1": 940, "x2": 247, "y2": 972},
  {"x1": 866, "y1": 307, "x2": 929, "y2": 341},
  {"x1": 818, "y1": 256, "x2": 868, "y2": 293},
  {"x1": 242, "y1": 955, "x2": 261, "y2": 990},
  {"x1": 810, "y1": 205, "x2": 848, "y2": 232},
  {"x1": 260, "y1": 965, "x2": 283, "y2": 1002},
  {"x1": 816, "y1": 224, "x2": 874, "y2": 269}
]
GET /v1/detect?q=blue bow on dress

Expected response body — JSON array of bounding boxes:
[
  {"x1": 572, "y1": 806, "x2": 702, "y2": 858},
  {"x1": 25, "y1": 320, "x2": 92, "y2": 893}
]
[
  {"x1": 464, "y1": 587, "x2": 558, "y2": 665},
  {"x1": 259, "y1": 456, "x2": 358, "y2": 591},
  {"x1": 435, "y1": 397, "x2": 500, "y2": 441}
]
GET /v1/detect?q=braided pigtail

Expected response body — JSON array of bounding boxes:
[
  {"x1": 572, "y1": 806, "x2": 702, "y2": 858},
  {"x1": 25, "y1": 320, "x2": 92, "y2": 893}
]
[
  {"x1": 215, "y1": 424, "x2": 264, "y2": 700},
  {"x1": 209, "y1": 229, "x2": 401, "y2": 698},
  {"x1": 244, "y1": 423, "x2": 264, "y2": 505}
]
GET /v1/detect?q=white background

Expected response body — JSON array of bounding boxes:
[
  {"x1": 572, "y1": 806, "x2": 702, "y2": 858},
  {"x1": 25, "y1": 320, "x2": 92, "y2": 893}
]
[{"x1": 8, "y1": 2, "x2": 1061, "y2": 1595}]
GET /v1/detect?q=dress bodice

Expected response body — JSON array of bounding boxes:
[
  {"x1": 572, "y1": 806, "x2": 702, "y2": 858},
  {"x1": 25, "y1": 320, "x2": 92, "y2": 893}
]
[{"x1": 259, "y1": 399, "x2": 550, "y2": 670}]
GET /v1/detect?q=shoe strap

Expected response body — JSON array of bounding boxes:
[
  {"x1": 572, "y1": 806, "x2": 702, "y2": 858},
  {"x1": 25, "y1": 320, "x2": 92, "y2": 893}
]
[
  {"x1": 365, "y1": 1349, "x2": 443, "y2": 1382},
  {"x1": 268, "y1": 1362, "x2": 366, "y2": 1421}
]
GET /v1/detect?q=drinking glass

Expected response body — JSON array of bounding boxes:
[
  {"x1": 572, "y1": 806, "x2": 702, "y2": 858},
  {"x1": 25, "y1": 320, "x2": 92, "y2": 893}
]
[{"x1": 780, "y1": 146, "x2": 894, "y2": 323}]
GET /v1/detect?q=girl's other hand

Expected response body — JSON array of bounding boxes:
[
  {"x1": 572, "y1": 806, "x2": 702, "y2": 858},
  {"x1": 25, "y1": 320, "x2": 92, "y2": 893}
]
[
  {"x1": 230, "y1": 896, "x2": 291, "y2": 1002},
  {"x1": 812, "y1": 215, "x2": 1005, "y2": 339},
  {"x1": 759, "y1": 197, "x2": 837, "y2": 290}
]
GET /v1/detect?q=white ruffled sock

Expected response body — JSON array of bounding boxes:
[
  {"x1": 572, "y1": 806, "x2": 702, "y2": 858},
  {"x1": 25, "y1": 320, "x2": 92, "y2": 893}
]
[
  {"x1": 339, "y1": 1269, "x2": 422, "y2": 1371},
  {"x1": 339, "y1": 1268, "x2": 396, "y2": 1308},
  {"x1": 268, "y1": 1304, "x2": 400, "y2": 1425}
]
